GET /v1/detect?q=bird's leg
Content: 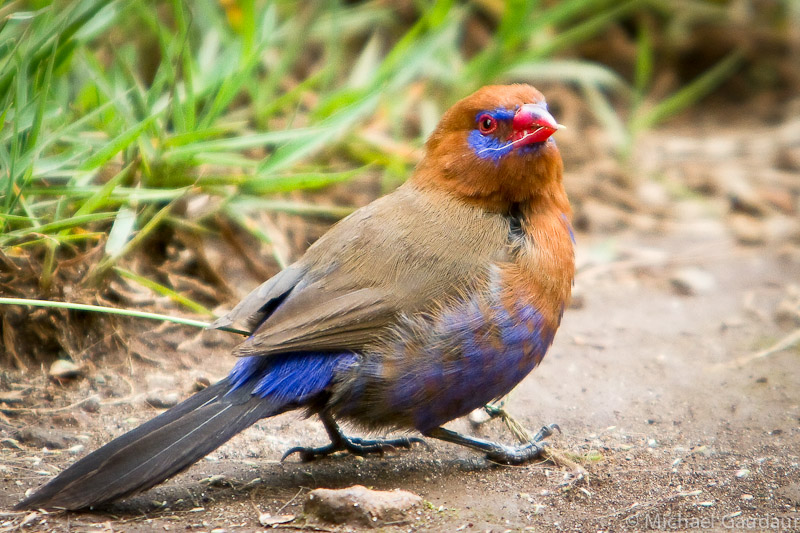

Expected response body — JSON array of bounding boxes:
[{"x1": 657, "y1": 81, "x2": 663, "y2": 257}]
[
  {"x1": 426, "y1": 423, "x2": 559, "y2": 465},
  {"x1": 281, "y1": 412, "x2": 425, "y2": 462}
]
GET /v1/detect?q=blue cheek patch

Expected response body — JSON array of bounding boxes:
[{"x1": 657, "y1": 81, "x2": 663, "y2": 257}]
[
  {"x1": 468, "y1": 129, "x2": 514, "y2": 162},
  {"x1": 467, "y1": 106, "x2": 556, "y2": 161},
  {"x1": 469, "y1": 107, "x2": 517, "y2": 162}
]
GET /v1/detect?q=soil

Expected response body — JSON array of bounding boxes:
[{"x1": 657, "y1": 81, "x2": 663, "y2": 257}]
[{"x1": 2, "y1": 123, "x2": 800, "y2": 531}]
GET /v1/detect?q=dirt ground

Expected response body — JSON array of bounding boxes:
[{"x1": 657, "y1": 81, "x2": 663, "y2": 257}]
[{"x1": 2, "y1": 124, "x2": 800, "y2": 531}]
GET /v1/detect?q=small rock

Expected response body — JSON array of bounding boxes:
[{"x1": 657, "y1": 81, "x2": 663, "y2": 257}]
[
  {"x1": 735, "y1": 468, "x2": 750, "y2": 478},
  {"x1": 765, "y1": 215, "x2": 800, "y2": 243},
  {"x1": 579, "y1": 200, "x2": 629, "y2": 233},
  {"x1": 729, "y1": 213, "x2": 767, "y2": 245},
  {"x1": 636, "y1": 181, "x2": 670, "y2": 213},
  {"x1": 14, "y1": 427, "x2": 76, "y2": 449},
  {"x1": 774, "y1": 298, "x2": 800, "y2": 328},
  {"x1": 568, "y1": 286, "x2": 585, "y2": 309},
  {"x1": 146, "y1": 391, "x2": 180, "y2": 409},
  {"x1": 258, "y1": 514, "x2": 295, "y2": 527},
  {"x1": 726, "y1": 171, "x2": 768, "y2": 216},
  {"x1": 670, "y1": 267, "x2": 717, "y2": 296},
  {"x1": 200, "y1": 474, "x2": 228, "y2": 487},
  {"x1": 193, "y1": 376, "x2": 212, "y2": 391},
  {"x1": 0, "y1": 390, "x2": 25, "y2": 404},
  {"x1": 775, "y1": 145, "x2": 800, "y2": 171},
  {"x1": 67, "y1": 444, "x2": 85, "y2": 454},
  {"x1": 775, "y1": 482, "x2": 800, "y2": 505},
  {"x1": 741, "y1": 494, "x2": 754, "y2": 501},
  {"x1": 1, "y1": 438, "x2": 22, "y2": 449},
  {"x1": 760, "y1": 185, "x2": 795, "y2": 214},
  {"x1": 81, "y1": 396, "x2": 101, "y2": 413},
  {"x1": 146, "y1": 373, "x2": 177, "y2": 390},
  {"x1": 49, "y1": 359, "x2": 82, "y2": 380},
  {"x1": 304, "y1": 485, "x2": 421, "y2": 527},
  {"x1": 468, "y1": 408, "x2": 491, "y2": 426}
]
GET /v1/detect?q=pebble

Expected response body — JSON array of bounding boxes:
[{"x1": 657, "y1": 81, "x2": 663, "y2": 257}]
[
  {"x1": 0, "y1": 390, "x2": 24, "y2": 404},
  {"x1": 775, "y1": 145, "x2": 800, "y2": 171},
  {"x1": 774, "y1": 298, "x2": 800, "y2": 328},
  {"x1": 637, "y1": 181, "x2": 671, "y2": 212},
  {"x1": 146, "y1": 391, "x2": 180, "y2": 409},
  {"x1": 304, "y1": 485, "x2": 421, "y2": 527},
  {"x1": 670, "y1": 267, "x2": 717, "y2": 296},
  {"x1": 568, "y1": 286, "x2": 585, "y2": 309},
  {"x1": 580, "y1": 199, "x2": 629, "y2": 232},
  {"x1": 81, "y1": 396, "x2": 101, "y2": 413},
  {"x1": 48, "y1": 359, "x2": 82, "y2": 380},
  {"x1": 729, "y1": 213, "x2": 767, "y2": 245},
  {"x1": 724, "y1": 166, "x2": 767, "y2": 216},
  {"x1": 468, "y1": 408, "x2": 491, "y2": 426},
  {"x1": 67, "y1": 444, "x2": 85, "y2": 454},
  {"x1": 258, "y1": 514, "x2": 295, "y2": 527},
  {"x1": 14, "y1": 427, "x2": 75, "y2": 450}
]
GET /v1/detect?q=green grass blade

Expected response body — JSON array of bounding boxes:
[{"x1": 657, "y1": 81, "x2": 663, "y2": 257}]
[
  {"x1": 78, "y1": 113, "x2": 159, "y2": 172},
  {"x1": 632, "y1": 50, "x2": 744, "y2": 133},
  {"x1": 114, "y1": 267, "x2": 214, "y2": 316},
  {"x1": 0, "y1": 296, "x2": 246, "y2": 335},
  {"x1": 0, "y1": 212, "x2": 117, "y2": 244}
]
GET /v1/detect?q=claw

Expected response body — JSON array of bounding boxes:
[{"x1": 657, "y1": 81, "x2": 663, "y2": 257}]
[
  {"x1": 534, "y1": 423, "x2": 561, "y2": 442},
  {"x1": 281, "y1": 446, "x2": 325, "y2": 462}
]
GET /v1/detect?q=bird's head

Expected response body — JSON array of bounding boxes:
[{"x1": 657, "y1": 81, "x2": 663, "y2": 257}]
[{"x1": 415, "y1": 84, "x2": 565, "y2": 211}]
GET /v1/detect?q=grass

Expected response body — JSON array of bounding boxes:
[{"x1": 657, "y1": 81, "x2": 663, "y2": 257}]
[{"x1": 0, "y1": 0, "x2": 751, "y2": 313}]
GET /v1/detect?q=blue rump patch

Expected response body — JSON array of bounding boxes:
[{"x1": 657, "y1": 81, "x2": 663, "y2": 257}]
[{"x1": 228, "y1": 352, "x2": 357, "y2": 405}]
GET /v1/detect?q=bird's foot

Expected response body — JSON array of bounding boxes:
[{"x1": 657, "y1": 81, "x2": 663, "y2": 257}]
[
  {"x1": 484, "y1": 424, "x2": 559, "y2": 464},
  {"x1": 427, "y1": 423, "x2": 560, "y2": 466},
  {"x1": 281, "y1": 434, "x2": 425, "y2": 462}
]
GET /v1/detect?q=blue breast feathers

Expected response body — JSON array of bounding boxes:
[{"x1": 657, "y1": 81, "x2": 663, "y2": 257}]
[{"x1": 382, "y1": 291, "x2": 555, "y2": 433}]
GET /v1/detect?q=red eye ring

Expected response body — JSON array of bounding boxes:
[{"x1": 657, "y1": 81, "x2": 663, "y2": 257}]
[{"x1": 477, "y1": 114, "x2": 497, "y2": 134}]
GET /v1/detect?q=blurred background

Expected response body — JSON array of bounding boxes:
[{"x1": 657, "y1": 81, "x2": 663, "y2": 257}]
[{"x1": 2, "y1": 2, "x2": 800, "y2": 529}]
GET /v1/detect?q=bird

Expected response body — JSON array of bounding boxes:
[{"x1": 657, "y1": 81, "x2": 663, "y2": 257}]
[{"x1": 15, "y1": 83, "x2": 575, "y2": 511}]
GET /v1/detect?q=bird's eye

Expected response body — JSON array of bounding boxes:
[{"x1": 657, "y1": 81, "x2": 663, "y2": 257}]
[{"x1": 477, "y1": 114, "x2": 497, "y2": 134}]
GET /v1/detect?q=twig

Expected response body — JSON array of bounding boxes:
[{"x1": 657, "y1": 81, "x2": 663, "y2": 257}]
[
  {"x1": 0, "y1": 394, "x2": 100, "y2": 415},
  {"x1": 276, "y1": 487, "x2": 306, "y2": 514},
  {"x1": 731, "y1": 328, "x2": 800, "y2": 366}
]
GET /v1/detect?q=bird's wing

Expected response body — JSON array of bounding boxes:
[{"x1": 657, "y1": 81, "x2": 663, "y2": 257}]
[
  {"x1": 232, "y1": 286, "x2": 397, "y2": 356},
  {"x1": 211, "y1": 265, "x2": 306, "y2": 333},
  {"x1": 213, "y1": 184, "x2": 511, "y2": 357}
]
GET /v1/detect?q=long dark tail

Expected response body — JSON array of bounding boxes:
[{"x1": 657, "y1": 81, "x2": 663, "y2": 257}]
[{"x1": 15, "y1": 378, "x2": 283, "y2": 510}]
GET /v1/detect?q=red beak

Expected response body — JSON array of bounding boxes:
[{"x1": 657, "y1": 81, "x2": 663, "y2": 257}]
[{"x1": 510, "y1": 104, "x2": 561, "y2": 147}]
